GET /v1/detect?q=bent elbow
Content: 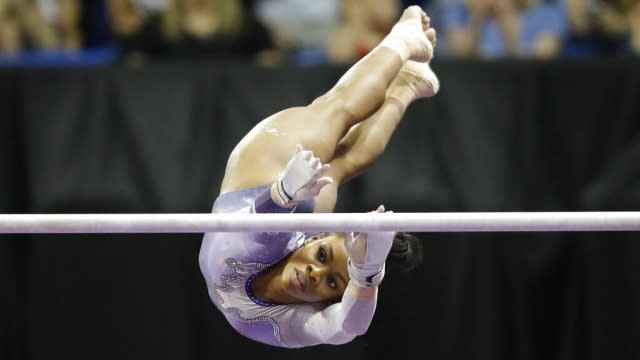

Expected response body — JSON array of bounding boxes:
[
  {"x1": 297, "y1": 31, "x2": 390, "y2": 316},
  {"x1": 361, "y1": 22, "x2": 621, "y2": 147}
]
[
  {"x1": 341, "y1": 318, "x2": 371, "y2": 337},
  {"x1": 344, "y1": 324, "x2": 369, "y2": 337}
]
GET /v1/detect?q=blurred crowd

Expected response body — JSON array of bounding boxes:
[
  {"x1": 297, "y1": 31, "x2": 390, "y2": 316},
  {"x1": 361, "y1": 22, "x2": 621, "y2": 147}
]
[{"x1": 0, "y1": 0, "x2": 638, "y2": 66}]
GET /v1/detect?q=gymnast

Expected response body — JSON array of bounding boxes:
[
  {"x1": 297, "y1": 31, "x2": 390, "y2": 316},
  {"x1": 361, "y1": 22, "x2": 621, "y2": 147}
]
[{"x1": 199, "y1": 5, "x2": 439, "y2": 348}]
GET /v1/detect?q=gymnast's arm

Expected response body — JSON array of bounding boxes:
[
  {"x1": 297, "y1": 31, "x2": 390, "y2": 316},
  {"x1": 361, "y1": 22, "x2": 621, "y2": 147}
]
[
  {"x1": 288, "y1": 282, "x2": 378, "y2": 346},
  {"x1": 248, "y1": 182, "x2": 314, "y2": 245},
  {"x1": 289, "y1": 219, "x2": 395, "y2": 346}
]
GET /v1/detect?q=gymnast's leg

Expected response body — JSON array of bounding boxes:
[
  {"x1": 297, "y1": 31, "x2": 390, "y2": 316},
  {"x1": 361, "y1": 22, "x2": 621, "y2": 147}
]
[
  {"x1": 219, "y1": 6, "x2": 434, "y2": 196},
  {"x1": 314, "y1": 52, "x2": 440, "y2": 213}
]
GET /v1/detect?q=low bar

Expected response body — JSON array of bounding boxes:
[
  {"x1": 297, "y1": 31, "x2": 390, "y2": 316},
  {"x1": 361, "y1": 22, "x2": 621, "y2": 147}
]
[{"x1": 0, "y1": 212, "x2": 639, "y2": 233}]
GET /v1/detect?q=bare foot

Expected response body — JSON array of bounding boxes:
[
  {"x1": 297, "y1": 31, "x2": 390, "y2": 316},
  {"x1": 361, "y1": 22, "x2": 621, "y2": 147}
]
[
  {"x1": 421, "y1": 10, "x2": 431, "y2": 32},
  {"x1": 426, "y1": 28, "x2": 437, "y2": 50}
]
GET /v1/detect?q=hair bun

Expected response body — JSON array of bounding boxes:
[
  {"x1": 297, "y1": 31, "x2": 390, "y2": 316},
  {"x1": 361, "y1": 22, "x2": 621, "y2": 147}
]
[{"x1": 389, "y1": 232, "x2": 423, "y2": 272}]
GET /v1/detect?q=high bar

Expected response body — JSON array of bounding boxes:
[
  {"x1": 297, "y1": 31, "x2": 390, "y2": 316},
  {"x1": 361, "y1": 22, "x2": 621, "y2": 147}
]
[{"x1": 0, "y1": 212, "x2": 639, "y2": 233}]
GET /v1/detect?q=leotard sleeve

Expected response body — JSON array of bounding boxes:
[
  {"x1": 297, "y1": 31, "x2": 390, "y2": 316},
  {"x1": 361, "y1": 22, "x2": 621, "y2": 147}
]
[
  {"x1": 282, "y1": 284, "x2": 377, "y2": 347},
  {"x1": 249, "y1": 185, "x2": 314, "y2": 243}
]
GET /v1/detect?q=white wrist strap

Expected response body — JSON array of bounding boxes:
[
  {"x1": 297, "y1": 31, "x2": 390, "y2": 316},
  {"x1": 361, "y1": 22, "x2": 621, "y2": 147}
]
[
  {"x1": 275, "y1": 178, "x2": 293, "y2": 205},
  {"x1": 348, "y1": 259, "x2": 385, "y2": 288}
]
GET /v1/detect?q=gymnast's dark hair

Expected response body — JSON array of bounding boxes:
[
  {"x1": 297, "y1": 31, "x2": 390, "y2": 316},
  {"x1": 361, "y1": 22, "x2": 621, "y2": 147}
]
[
  {"x1": 388, "y1": 232, "x2": 423, "y2": 272},
  {"x1": 306, "y1": 232, "x2": 423, "y2": 272}
]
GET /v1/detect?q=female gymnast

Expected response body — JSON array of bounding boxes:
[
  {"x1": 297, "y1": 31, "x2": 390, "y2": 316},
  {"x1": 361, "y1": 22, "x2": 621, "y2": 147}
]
[{"x1": 199, "y1": 5, "x2": 439, "y2": 348}]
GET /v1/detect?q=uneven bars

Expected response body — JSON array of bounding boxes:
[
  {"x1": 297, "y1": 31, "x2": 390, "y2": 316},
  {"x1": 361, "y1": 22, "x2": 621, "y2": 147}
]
[{"x1": 0, "y1": 212, "x2": 639, "y2": 233}]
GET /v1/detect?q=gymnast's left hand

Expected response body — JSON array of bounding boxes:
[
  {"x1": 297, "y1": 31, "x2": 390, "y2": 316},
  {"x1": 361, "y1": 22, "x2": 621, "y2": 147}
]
[
  {"x1": 274, "y1": 144, "x2": 333, "y2": 206},
  {"x1": 344, "y1": 205, "x2": 396, "y2": 287}
]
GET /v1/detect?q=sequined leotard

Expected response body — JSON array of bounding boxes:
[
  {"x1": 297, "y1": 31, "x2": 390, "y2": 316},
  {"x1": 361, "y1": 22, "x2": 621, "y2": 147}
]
[{"x1": 199, "y1": 185, "x2": 377, "y2": 348}]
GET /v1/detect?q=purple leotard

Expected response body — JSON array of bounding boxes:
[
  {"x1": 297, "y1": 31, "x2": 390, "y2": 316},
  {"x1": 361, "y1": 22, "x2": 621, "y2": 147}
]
[{"x1": 199, "y1": 185, "x2": 377, "y2": 348}]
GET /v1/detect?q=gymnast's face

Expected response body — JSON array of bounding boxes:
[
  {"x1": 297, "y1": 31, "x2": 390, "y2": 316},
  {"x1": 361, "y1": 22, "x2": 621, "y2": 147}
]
[{"x1": 282, "y1": 232, "x2": 350, "y2": 303}]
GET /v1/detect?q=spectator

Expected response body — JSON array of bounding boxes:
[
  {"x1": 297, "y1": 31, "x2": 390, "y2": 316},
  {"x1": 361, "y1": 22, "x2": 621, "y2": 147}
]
[
  {"x1": 627, "y1": 0, "x2": 640, "y2": 54},
  {"x1": 36, "y1": 0, "x2": 83, "y2": 51},
  {"x1": 327, "y1": 0, "x2": 403, "y2": 64},
  {"x1": 117, "y1": 0, "x2": 274, "y2": 62},
  {"x1": 0, "y1": 0, "x2": 27, "y2": 53},
  {"x1": 564, "y1": 0, "x2": 630, "y2": 56},
  {"x1": 254, "y1": 0, "x2": 340, "y2": 65},
  {"x1": 440, "y1": 0, "x2": 567, "y2": 59},
  {"x1": 0, "y1": 0, "x2": 68, "y2": 54},
  {"x1": 106, "y1": 0, "x2": 166, "y2": 38}
]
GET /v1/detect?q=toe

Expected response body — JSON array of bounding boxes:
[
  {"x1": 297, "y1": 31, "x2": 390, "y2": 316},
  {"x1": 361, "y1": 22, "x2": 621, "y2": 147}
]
[{"x1": 426, "y1": 28, "x2": 437, "y2": 47}]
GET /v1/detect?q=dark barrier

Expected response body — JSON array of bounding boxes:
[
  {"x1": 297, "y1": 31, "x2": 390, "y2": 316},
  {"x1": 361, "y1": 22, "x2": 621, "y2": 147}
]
[{"x1": 1, "y1": 59, "x2": 640, "y2": 360}]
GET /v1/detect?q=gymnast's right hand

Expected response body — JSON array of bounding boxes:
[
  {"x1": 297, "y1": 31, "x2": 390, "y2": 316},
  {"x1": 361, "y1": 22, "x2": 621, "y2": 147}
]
[
  {"x1": 273, "y1": 144, "x2": 333, "y2": 206},
  {"x1": 344, "y1": 205, "x2": 396, "y2": 287}
]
